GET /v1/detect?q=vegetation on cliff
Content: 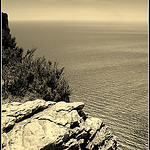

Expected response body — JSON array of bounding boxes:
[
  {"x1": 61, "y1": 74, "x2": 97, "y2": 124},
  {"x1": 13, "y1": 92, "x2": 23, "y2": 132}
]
[{"x1": 2, "y1": 12, "x2": 70, "y2": 103}]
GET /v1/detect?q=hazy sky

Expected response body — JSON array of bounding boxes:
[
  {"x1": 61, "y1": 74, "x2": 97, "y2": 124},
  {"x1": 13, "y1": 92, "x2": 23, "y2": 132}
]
[{"x1": 2, "y1": 0, "x2": 148, "y2": 22}]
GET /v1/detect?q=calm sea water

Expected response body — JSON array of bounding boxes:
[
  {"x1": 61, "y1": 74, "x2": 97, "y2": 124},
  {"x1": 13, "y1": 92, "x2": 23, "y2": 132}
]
[{"x1": 10, "y1": 21, "x2": 148, "y2": 149}]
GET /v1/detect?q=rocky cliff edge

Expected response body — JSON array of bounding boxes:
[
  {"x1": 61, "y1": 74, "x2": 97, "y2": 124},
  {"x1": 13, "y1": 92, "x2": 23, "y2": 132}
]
[{"x1": 2, "y1": 99, "x2": 118, "y2": 150}]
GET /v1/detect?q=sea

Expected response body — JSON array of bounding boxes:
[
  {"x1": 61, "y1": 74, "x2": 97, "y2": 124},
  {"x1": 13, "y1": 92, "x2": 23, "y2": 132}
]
[{"x1": 10, "y1": 21, "x2": 148, "y2": 149}]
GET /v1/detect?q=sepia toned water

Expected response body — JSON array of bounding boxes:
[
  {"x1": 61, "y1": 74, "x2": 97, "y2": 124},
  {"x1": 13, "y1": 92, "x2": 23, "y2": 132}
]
[{"x1": 10, "y1": 21, "x2": 148, "y2": 149}]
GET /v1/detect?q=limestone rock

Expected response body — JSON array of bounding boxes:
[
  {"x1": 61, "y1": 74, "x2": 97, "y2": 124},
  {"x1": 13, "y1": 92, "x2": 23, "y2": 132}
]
[
  {"x1": 2, "y1": 99, "x2": 118, "y2": 150},
  {"x1": 2, "y1": 99, "x2": 55, "y2": 132}
]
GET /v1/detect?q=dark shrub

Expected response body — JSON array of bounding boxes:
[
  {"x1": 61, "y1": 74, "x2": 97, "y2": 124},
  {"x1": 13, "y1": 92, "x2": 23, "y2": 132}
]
[
  {"x1": 2, "y1": 12, "x2": 70, "y2": 103},
  {"x1": 2, "y1": 47, "x2": 70, "y2": 103}
]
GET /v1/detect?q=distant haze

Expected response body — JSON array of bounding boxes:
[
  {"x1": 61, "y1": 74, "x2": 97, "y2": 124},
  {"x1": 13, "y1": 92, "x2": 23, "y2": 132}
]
[{"x1": 2, "y1": 0, "x2": 148, "y2": 23}]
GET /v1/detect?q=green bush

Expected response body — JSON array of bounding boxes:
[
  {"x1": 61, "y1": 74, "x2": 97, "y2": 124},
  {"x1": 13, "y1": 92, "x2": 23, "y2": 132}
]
[
  {"x1": 2, "y1": 24, "x2": 70, "y2": 103},
  {"x1": 2, "y1": 47, "x2": 70, "y2": 103}
]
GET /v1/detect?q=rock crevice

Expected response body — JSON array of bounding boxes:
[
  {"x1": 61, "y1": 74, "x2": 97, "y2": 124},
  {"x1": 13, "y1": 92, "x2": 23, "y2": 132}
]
[{"x1": 2, "y1": 99, "x2": 118, "y2": 150}]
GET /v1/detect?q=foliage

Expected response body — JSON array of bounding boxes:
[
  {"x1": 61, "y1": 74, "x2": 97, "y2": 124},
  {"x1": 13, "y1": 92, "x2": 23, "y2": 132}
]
[{"x1": 2, "y1": 32, "x2": 70, "y2": 103}]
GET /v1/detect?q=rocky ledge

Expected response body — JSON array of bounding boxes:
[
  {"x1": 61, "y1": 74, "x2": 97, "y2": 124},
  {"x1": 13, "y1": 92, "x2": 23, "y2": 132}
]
[{"x1": 2, "y1": 99, "x2": 118, "y2": 150}]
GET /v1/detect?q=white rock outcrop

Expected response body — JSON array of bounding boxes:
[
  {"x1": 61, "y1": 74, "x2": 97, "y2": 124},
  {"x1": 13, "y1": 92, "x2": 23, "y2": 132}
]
[{"x1": 2, "y1": 99, "x2": 118, "y2": 150}]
